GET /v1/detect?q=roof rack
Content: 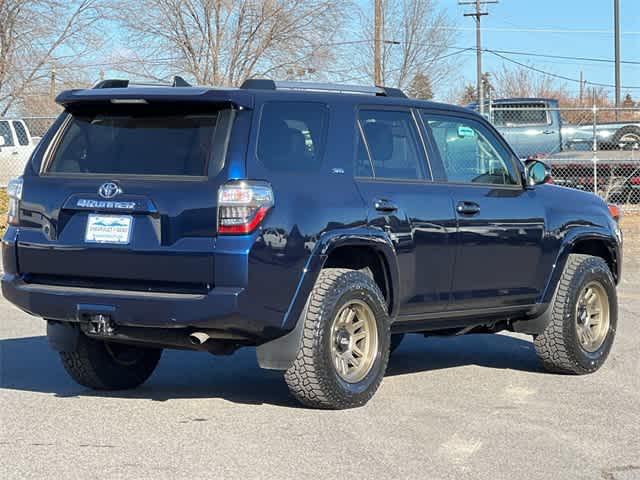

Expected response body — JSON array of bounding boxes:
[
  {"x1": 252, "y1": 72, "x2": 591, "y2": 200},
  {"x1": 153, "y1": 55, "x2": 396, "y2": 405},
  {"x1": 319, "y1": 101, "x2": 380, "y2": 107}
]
[
  {"x1": 93, "y1": 75, "x2": 192, "y2": 89},
  {"x1": 240, "y1": 79, "x2": 407, "y2": 98}
]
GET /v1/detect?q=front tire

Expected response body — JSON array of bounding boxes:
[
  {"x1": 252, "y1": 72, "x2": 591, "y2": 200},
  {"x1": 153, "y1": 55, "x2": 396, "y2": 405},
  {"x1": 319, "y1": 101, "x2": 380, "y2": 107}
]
[
  {"x1": 284, "y1": 268, "x2": 390, "y2": 409},
  {"x1": 534, "y1": 254, "x2": 617, "y2": 374},
  {"x1": 59, "y1": 334, "x2": 162, "y2": 390}
]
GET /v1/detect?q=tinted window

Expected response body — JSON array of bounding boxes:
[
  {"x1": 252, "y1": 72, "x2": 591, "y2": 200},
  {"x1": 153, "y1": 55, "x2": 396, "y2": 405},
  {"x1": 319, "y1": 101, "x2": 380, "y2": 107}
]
[
  {"x1": 48, "y1": 111, "x2": 220, "y2": 176},
  {"x1": 424, "y1": 114, "x2": 519, "y2": 186},
  {"x1": 492, "y1": 103, "x2": 549, "y2": 126},
  {"x1": 12, "y1": 121, "x2": 29, "y2": 146},
  {"x1": 358, "y1": 110, "x2": 426, "y2": 180},
  {"x1": 0, "y1": 121, "x2": 14, "y2": 146},
  {"x1": 257, "y1": 102, "x2": 328, "y2": 172}
]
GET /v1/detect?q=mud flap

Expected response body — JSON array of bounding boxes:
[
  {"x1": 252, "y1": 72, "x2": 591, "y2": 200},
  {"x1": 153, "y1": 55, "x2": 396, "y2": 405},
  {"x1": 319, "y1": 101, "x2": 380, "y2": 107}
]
[
  {"x1": 511, "y1": 303, "x2": 552, "y2": 335},
  {"x1": 256, "y1": 302, "x2": 308, "y2": 371},
  {"x1": 47, "y1": 320, "x2": 80, "y2": 352}
]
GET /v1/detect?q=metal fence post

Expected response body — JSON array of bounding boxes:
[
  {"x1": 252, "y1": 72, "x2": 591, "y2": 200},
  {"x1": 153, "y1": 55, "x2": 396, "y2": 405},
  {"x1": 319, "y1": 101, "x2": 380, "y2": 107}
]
[{"x1": 592, "y1": 101, "x2": 598, "y2": 195}]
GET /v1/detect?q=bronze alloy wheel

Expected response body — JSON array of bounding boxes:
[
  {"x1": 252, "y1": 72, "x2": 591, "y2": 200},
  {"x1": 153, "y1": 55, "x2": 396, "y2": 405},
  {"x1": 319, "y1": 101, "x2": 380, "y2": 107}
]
[
  {"x1": 575, "y1": 281, "x2": 610, "y2": 353},
  {"x1": 330, "y1": 299, "x2": 379, "y2": 383}
]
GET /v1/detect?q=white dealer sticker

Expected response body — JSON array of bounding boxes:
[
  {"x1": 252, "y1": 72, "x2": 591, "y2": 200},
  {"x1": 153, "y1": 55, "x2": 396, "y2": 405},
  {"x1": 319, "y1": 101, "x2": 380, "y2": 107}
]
[{"x1": 85, "y1": 214, "x2": 133, "y2": 244}]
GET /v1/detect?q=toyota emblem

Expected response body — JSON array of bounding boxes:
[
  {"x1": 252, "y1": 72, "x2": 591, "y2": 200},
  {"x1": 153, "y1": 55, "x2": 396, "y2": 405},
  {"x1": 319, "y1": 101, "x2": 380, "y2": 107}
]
[{"x1": 98, "y1": 182, "x2": 121, "y2": 199}]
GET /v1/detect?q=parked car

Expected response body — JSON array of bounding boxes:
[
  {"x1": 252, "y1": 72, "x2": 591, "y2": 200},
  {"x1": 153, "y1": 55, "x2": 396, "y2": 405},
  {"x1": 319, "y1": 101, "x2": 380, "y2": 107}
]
[
  {"x1": 468, "y1": 99, "x2": 640, "y2": 202},
  {"x1": 0, "y1": 118, "x2": 37, "y2": 186},
  {"x1": 468, "y1": 98, "x2": 640, "y2": 158},
  {"x1": 2, "y1": 79, "x2": 622, "y2": 409}
]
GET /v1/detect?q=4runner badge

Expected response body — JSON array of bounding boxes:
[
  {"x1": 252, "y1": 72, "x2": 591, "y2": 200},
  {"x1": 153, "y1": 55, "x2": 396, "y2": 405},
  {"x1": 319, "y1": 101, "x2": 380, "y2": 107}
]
[{"x1": 98, "y1": 182, "x2": 121, "y2": 199}]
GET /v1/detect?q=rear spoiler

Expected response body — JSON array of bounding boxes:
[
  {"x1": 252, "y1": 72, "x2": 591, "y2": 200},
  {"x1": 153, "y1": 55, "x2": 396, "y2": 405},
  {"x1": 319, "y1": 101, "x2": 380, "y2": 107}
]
[
  {"x1": 56, "y1": 84, "x2": 253, "y2": 110},
  {"x1": 93, "y1": 76, "x2": 192, "y2": 89}
]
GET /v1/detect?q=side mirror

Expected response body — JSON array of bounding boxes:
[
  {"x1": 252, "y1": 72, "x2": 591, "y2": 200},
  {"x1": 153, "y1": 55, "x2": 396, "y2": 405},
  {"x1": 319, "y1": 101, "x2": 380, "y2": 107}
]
[
  {"x1": 0, "y1": 136, "x2": 5, "y2": 148},
  {"x1": 525, "y1": 159, "x2": 552, "y2": 186}
]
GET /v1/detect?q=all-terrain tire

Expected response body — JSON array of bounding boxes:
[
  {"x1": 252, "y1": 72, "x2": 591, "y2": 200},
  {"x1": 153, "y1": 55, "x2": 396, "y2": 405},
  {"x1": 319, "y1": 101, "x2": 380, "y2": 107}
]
[
  {"x1": 60, "y1": 334, "x2": 162, "y2": 390},
  {"x1": 611, "y1": 125, "x2": 640, "y2": 150},
  {"x1": 284, "y1": 268, "x2": 390, "y2": 409},
  {"x1": 389, "y1": 333, "x2": 405, "y2": 354},
  {"x1": 534, "y1": 254, "x2": 617, "y2": 374}
]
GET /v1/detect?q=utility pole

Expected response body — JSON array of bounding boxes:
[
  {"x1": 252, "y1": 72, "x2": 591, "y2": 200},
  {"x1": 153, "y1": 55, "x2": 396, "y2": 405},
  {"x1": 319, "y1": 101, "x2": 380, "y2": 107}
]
[
  {"x1": 374, "y1": 0, "x2": 383, "y2": 86},
  {"x1": 614, "y1": 0, "x2": 621, "y2": 120},
  {"x1": 460, "y1": 0, "x2": 498, "y2": 115}
]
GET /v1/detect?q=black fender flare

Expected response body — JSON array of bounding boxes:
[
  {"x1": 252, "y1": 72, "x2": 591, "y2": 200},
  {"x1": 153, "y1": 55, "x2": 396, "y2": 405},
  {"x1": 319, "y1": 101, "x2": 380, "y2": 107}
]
[
  {"x1": 513, "y1": 228, "x2": 620, "y2": 335},
  {"x1": 256, "y1": 226, "x2": 399, "y2": 370},
  {"x1": 541, "y1": 229, "x2": 620, "y2": 305}
]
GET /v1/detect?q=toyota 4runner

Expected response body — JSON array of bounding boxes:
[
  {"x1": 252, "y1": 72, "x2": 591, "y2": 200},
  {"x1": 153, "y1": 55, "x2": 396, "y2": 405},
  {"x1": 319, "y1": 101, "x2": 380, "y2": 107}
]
[{"x1": 2, "y1": 78, "x2": 622, "y2": 409}]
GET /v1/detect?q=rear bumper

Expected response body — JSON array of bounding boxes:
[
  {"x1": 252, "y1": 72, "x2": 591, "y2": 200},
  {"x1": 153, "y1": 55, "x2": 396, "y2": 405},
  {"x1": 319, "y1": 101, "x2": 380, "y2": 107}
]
[{"x1": 1, "y1": 272, "x2": 271, "y2": 339}]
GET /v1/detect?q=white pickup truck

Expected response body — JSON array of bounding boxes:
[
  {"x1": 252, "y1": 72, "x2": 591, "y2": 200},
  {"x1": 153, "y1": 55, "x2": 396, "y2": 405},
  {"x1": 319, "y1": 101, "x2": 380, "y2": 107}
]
[{"x1": 0, "y1": 118, "x2": 38, "y2": 186}]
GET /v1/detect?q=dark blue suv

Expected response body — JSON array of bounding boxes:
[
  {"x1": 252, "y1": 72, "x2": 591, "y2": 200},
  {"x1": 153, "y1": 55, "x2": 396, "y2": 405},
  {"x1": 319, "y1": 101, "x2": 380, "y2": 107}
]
[{"x1": 1, "y1": 79, "x2": 622, "y2": 409}]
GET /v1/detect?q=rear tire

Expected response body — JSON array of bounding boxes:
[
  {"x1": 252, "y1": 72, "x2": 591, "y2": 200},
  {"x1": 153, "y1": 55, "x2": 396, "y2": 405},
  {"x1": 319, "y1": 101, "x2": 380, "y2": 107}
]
[
  {"x1": 284, "y1": 268, "x2": 390, "y2": 409},
  {"x1": 611, "y1": 125, "x2": 640, "y2": 150},
  {"x1": 534, "y1": 254, "x2": 617, "y2": 374},
  {"x1": 60, "y1": 334, "x2": 162, "y2": 390}
]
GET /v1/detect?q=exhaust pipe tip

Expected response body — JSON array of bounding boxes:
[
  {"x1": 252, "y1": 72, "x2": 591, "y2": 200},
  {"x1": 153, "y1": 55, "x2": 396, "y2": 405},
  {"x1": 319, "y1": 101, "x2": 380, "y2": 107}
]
[{"x1": 189, "y1": 332, "x2": 210, "y2": 345}]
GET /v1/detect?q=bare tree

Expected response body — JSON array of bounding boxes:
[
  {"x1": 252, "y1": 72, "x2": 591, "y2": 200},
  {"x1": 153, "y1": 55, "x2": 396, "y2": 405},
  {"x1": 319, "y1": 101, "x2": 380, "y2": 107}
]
[
  {"x1": 490, "y1": 64, "x2": 569, "y2": 100},
  {"x1": 344, "y1": 0, "x2": 457, "y2": 91},
  {"x1": 0, "y1": 0, "x2": 105, "y2": 115},
  {"x1": 111, "y1": 0, "x2": 345, "y2": 87}
]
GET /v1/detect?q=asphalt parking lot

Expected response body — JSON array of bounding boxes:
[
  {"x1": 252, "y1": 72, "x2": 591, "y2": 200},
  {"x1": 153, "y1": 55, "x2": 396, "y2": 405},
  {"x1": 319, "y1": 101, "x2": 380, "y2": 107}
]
[{"x1": 2, "y1": 251, "x2": 639, "y2": 480}]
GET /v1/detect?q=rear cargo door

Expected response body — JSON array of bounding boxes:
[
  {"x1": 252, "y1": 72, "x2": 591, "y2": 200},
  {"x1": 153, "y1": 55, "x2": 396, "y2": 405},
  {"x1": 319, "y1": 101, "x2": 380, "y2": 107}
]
[{"x1": 16, "y1": 103, "x2": 237, "y2": 293}]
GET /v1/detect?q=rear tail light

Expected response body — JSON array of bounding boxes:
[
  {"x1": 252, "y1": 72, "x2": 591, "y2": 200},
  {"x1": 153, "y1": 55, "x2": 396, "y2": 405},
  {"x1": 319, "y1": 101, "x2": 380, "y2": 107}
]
[
  {"x1": 6, "y1": 177, "x2": 23, "y2": 226},
  {"x1": 217, "y1": 181, "x2": 274, "y2": 234}
]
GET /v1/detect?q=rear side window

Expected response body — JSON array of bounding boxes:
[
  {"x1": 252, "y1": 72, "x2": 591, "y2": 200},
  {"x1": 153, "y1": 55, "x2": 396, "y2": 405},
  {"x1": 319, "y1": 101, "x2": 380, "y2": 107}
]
[
  {"x1": 47, "y1": 108, "x2": 226, "y2": 177},
  {"x1": 257, "y1": 102, "x2": 328, "y2": 172},
  {"x1": 492, "y1": 103, "x2": 549, "y2": 126},
  {"x1": 0, "y1": 121, "x2": 14, "y2": 146},
  {"x1": 12, "y1": 121, "x2": 29, "y2": 146},
  {"x1": 358, "y1": 109, "x2": 427, "y2": 180}
]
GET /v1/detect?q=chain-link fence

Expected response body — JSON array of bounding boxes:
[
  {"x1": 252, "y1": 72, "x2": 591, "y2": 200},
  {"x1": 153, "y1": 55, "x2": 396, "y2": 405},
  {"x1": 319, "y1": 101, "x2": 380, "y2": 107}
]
[
  {"x1": 485, "y1": 104, "x2": 640, "y2": 210},
  {"x1": 0, "y1": 116, "x2": 56, "y2": 186}
]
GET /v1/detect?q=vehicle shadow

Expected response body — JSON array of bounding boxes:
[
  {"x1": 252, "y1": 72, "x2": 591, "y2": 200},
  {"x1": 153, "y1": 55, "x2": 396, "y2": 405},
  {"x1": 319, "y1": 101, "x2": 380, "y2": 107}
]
[
  {"x1": 0, "y1": 333, "x2": 543, "y2": 406},
  {"x1": 386, "y1": 333, "x2": 544, "y2": 376}
]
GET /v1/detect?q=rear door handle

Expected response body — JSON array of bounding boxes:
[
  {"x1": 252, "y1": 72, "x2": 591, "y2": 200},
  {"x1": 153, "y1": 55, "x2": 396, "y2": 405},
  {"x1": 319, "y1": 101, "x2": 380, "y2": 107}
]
[
  {"x1": 456, "y1": 201, "x2": 480, "y2": 215},
  {"x1": 374, "y1": 199, "x2": 398, "y2": 213},
  {"x1": 542, "y1": 130, "x2": 556, "y2": 135}
]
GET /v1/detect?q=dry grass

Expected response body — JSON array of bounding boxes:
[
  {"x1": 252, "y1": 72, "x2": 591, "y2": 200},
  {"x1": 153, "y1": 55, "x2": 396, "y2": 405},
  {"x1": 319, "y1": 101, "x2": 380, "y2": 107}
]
[
  {"x1": 621, "y1": 212, "x2": 640, "y2": 268},
  {"x1": 0, "y1": 188, "x2": 7, "y2": 236}
]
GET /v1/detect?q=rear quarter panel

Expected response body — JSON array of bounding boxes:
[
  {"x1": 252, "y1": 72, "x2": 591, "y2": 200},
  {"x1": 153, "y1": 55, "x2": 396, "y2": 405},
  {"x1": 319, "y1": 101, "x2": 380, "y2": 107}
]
[{"x1": 243, "y1": 97, "x2": 369, "y2": 333}]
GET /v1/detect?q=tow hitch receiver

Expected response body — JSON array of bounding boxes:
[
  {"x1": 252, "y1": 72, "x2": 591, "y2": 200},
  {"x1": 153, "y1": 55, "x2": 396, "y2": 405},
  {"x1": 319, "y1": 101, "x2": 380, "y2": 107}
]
[
  {"x1": 77, "y1": 304, "x2": 117, "y2": 335},
  {"x1": 82, "y1": 314, "x2": 116, "y2": 335}
]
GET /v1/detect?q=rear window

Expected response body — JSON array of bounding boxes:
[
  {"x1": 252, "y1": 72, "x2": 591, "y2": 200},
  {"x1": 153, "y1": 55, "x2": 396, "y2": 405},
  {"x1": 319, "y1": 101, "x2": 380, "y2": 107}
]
[
  {"x1": 257, "y1": 102, "x2": 328, "y2": 172},
  {"x1": 492, "y1": 103, "x2": 549, "y2": 126},
  {"x1": 47, "y1": 107, "x2": 228, "y2": 177},
  {"x1": 0, "y1": 121, "x2": 14, "y2": 146}
]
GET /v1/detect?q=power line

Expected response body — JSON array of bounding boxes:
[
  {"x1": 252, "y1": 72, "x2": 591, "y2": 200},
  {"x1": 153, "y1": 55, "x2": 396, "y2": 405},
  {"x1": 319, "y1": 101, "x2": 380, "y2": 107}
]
[
  {"x1": 486, "y1": 49, "x2": 640, "y2": 66},
  {"x1": 487, "y1": 49, "x2": 640, "y2": 90},
  {"x1": 433, "y1": 26, "x2": 640, "y2": 35},
  {"x1": 6, "y1": 41, "x2": 640, "y2": 92}
]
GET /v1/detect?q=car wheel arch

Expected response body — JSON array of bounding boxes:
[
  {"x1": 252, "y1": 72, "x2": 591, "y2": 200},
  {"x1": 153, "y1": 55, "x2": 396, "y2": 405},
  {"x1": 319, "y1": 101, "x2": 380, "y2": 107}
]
[{"x1": 543, "y1": 231, "x2": 620, "y2": 305}]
